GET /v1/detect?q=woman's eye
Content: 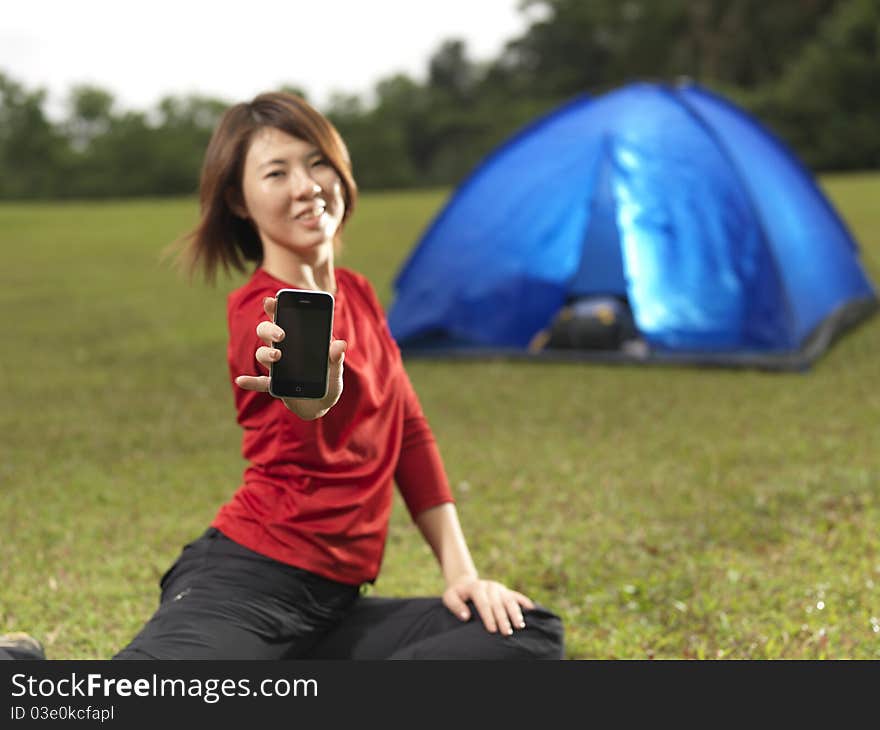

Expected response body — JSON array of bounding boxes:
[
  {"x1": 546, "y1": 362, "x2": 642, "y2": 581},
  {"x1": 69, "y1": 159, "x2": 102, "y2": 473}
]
[
  {"x1": 311, "y1": 158, "x2": 329, "y2": 168},
  {"x1": 265, "y1": 170, "x2": 284, "y2": 179}
]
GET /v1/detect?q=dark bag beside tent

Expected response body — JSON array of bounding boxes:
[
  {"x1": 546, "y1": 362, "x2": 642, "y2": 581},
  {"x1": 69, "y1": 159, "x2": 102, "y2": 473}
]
[
  {"x1": 529, "y1": 296, "x2": 639, "y2": 352},
  {"x1": 387, "y1": 81, "x2": 877, "y2": 370}
]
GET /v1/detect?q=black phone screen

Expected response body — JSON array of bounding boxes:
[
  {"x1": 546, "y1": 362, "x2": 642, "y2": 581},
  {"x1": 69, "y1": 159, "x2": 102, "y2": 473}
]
[{"x1": 271, "y1": 290, "x2": 333, "y2": 398}]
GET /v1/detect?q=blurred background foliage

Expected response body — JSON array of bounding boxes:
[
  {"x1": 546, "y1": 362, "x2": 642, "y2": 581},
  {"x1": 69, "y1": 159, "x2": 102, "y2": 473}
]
[{"x1": 1, "y1": 0, "x2": 877, "y2": 199}]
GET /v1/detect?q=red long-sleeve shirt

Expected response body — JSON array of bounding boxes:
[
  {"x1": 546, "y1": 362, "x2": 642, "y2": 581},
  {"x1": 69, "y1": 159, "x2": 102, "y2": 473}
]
[{"x1": 211, "y1": 266, "x2": 454, "y2": 585}]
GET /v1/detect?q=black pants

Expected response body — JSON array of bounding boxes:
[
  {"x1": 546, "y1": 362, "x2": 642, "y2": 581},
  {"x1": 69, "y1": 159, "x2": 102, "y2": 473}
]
[{"x1": 114, "y1": 528, "x2": 564, "y2": 660}]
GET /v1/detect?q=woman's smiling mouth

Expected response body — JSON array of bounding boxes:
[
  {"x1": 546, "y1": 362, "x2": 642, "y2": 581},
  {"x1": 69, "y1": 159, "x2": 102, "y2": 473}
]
[{"x1": 293, "y1": 203, "x2": 326, "y2": 227}]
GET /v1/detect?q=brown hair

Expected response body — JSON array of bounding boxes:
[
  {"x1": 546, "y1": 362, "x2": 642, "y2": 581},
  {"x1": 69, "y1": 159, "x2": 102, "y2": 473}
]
[{"x1": 172, "y1": 91, "x2": 358, "y2": 283}]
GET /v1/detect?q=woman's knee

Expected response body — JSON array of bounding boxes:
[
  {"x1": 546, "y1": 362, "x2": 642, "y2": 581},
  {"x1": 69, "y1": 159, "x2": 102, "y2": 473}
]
[{"x1": 520, "y1": 605, "x2": 565, "y2": 659}]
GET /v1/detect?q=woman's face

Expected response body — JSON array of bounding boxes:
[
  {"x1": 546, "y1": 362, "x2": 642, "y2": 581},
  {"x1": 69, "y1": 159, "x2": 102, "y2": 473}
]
[{"x1": 237, "y1": 127, "x2": 345, "y2": 258}]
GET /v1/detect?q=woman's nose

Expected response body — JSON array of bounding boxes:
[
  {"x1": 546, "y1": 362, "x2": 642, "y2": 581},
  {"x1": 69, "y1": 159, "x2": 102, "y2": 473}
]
[{"x1": 290, "y1": 172, "x2": 321, "y2": 199}]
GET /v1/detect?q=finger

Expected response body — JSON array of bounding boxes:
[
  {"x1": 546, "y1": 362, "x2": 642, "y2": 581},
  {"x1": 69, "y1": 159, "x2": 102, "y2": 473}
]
[
  {"x1": 488, "y1": 585, "x2": 514, "y2": 636},
  {"x1": 256, "y1": 345, "x2": 281, "y2": 370},
  {"x1": 442, "y1": 591, "x2": 471, "y2": 622},
  {"x1": 504, "y1": 594, "x2": 527, "y2": 631},
  {"x1": 234, "y1": 375, "x2": 270, "y2": 392},
  {"x1": 509, "y1": 590, "x2": 536, "y2": 611},
  {"x1": 263, "y1": 296, "x2": 277, "y2": 318},
  {"x1": 256, "y1": 320, "x2": 285, "y2": 345},
  {"x1": 471, "y1": 587, "x2": 497, "y2": 634}
]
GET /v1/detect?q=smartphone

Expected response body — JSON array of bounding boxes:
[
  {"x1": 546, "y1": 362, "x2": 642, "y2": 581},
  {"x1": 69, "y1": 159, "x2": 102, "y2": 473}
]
[{"x1": 269, "y1": 288, "x2": 335, "y2": 399}]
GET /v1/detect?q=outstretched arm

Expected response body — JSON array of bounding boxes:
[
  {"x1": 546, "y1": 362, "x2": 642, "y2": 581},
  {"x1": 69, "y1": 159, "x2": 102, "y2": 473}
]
[{"x1": 414, "y1": 503, "x2": 535, "y2": 636}]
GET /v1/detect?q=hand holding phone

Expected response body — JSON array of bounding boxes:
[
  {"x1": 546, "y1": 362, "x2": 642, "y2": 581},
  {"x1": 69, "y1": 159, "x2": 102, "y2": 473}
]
[{"x1": 234, "y1": 290, "x2": 346, "y2": 420}]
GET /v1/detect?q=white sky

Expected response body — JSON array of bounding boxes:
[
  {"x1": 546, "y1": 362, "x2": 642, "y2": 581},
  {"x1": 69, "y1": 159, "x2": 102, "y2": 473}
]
[{"x1": 1, "y1": 0, "x2": 536, "y2": 119}]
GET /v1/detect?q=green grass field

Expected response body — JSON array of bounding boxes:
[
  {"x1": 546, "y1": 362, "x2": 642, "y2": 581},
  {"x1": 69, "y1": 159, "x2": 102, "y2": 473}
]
[{"x1": 2, "y1": 173, "x2": 879, "y2": 659}]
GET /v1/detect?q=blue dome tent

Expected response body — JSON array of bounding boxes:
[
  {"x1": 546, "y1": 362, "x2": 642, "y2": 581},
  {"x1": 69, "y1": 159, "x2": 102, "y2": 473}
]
[{"x1": 387, "y1": 81, "x2": 877, "y2": 370}]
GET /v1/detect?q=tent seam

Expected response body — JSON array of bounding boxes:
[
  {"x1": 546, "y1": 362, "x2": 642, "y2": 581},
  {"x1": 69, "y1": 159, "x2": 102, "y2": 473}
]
[{"x1": 666, "y1": 82, "x2": 800, "y2": 349}]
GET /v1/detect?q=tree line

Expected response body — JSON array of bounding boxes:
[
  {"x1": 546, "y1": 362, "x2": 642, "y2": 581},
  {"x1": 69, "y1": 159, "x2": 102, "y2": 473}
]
[{"x1": 1, "y1": 0, "x2": 877, "y2": 200}]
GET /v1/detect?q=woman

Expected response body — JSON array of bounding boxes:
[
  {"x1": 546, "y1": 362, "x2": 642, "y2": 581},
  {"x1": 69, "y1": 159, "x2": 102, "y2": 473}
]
[{"x1": 114, "y1": 91, "x2": 564, "y2": 659}]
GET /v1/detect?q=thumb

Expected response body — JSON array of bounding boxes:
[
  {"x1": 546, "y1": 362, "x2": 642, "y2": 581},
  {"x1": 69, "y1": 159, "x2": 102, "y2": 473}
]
[
  {"x1": 443, "y1": 589, "x2": 471, "y2": 622},
  {"x1": 329, "y1": 339, "x2": 347, "y2": 365}
]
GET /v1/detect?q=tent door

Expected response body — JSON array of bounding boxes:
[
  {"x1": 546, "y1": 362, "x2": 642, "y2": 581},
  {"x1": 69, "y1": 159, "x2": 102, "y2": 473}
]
[
  {"x1": 569, "y1": 141, "x2": 628, "y2": 300},
  {"x1": 542, "y1": 142, "x2": 640, "y2": 351}
]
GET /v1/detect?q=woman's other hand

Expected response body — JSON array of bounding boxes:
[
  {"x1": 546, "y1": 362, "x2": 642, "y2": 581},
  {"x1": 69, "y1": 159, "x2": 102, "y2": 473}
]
[
  {"x1": 443, "y1": 576, "x2": 536, "y2": 636},
  {"x1": 234, "y1": 296, "x2": 346, "y2": 420}
]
